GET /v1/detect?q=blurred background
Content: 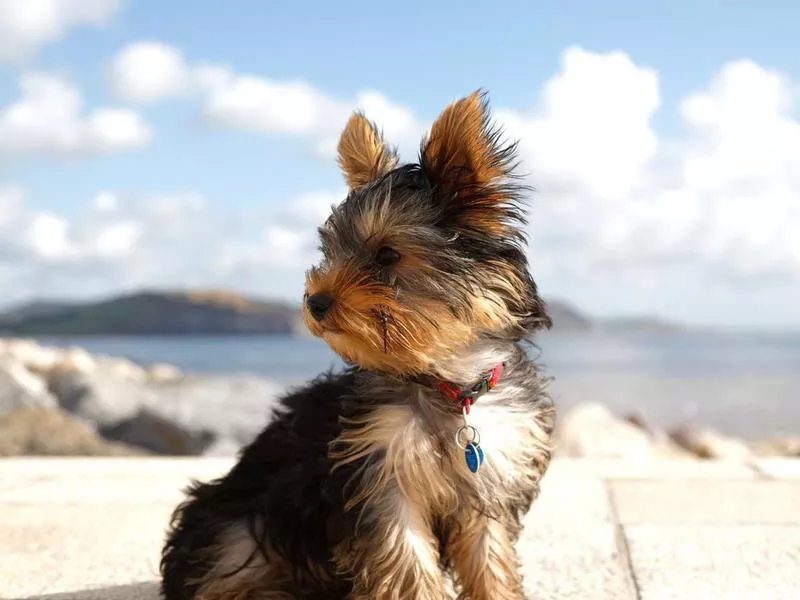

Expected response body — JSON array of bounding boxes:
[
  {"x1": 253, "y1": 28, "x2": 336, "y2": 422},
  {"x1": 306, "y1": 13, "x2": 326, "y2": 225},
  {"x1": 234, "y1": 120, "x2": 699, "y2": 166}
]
[{"x1": 0, "y1": 0, "x2": 798, "y2": 459}]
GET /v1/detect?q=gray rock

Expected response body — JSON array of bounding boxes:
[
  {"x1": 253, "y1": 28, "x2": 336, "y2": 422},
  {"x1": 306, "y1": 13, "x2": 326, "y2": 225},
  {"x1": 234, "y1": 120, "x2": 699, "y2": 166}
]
[
  {"x1": 137, "y1": 374, "x2": 284, "y2": 455},
  {"x1": 0, "y1": 356, "x2": 57, "y2": 414},
  {"x1": 0, "y1": 406, "x2": 145, "y2": 456},
  {"x1": 42, "y1": 367, "x2": 283, "y2": 456},
  {"x1": 554, "y1": 402, "x2": 688, "y2": 460},
  {"x1": 669, "y1": 424, "x2": 754, "y2": 461},
  {"x1": 103, "y1": 407, "x2": 216, "y2": 455},
  {"x1": 201, "y1": 436, "x2": 245, "y2": 457},
  {"x1": 753, "y1": 435, "x2": 800, "y2": 457},
  {"x1": 147, "y1": 362, "x2": 183, "y2": 383},
  {"x1": 96, "y1": 374, "x2": 284, "y2": 456},
  {"x1": 48, "y1": 367, "x2": 153, "y2": 429},
  {"x1": 1, "y1": 338, "x2": 64, "y2": 373}
]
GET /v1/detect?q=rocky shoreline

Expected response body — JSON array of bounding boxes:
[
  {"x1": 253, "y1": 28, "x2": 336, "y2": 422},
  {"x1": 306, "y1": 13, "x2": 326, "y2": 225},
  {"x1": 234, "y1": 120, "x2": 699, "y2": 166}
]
[{"x1": 1, "y1": 338, "x2": 797, "y2": 460}]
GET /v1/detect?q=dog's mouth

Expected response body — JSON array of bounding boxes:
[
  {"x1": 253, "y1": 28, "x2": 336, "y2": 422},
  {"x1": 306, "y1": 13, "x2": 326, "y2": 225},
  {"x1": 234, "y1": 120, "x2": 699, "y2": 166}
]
[
  {"x1": 319, "y1": 326, "x2": 344, "y2": 335},
  {"x1": 304, "y1": 316, "x2": 342, "y2": 336},
  {"x1": 307, "y1": 307, "x2": 396, "y2": 364},
  {"x1": 319, "y1": 316, "x2": 384, "y2": 345}
]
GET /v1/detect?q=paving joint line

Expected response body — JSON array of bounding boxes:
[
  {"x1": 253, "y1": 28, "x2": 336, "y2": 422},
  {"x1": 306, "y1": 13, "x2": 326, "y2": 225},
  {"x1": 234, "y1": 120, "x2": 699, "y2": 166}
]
[{"x1": 605, "y1": 480, "x2": 642, "y2": 600}]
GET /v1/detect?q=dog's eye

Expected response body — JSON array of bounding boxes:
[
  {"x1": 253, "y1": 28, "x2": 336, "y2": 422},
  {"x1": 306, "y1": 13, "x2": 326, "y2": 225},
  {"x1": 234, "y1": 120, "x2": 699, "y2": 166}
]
[{"x1": 375, "y1": 246, "x2": 401, "y2": 266}]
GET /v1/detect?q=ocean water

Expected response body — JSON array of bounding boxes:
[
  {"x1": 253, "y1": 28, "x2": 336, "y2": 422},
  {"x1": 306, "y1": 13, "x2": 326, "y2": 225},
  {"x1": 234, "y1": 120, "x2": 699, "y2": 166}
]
[{"x1": 35, "y1": 331, "x2": 800, "y2": 439}]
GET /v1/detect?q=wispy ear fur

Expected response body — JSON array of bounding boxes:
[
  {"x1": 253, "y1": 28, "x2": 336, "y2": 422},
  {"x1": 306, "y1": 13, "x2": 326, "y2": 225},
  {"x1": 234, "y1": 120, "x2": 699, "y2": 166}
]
[
  {"x1": 420, "y1": 89, "x2": 528, "y2": 237},
  {"x1": 337, "y1": 113, "x2": 399, "y2": 190}
]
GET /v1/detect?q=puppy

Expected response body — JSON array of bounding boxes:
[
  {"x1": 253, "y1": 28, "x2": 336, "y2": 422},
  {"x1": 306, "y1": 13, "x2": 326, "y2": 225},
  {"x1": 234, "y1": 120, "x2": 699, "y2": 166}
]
[{"x1": 161, "y1": 89, "x2": 555, "y2": 600}]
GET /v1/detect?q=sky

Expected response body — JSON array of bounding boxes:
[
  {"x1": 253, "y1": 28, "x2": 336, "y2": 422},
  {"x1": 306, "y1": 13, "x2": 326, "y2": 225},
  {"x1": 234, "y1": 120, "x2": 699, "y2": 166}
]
[{"x1": 0, "y1": 0, "x2": 799, "y2": 329}]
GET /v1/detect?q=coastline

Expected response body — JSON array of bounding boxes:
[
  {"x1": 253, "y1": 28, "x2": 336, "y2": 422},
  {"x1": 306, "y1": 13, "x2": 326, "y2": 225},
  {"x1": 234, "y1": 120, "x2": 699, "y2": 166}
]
[{"x1": 0, "y1": 337, "x2": 797, "y2": 461}]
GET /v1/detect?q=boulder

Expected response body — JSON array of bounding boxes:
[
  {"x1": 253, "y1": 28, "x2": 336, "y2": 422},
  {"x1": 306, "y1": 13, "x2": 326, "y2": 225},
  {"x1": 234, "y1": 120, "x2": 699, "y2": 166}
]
[
  {"x1": 37, "y1": 363, "x2": 284, "y2": 456},
  {"x1": 668, "y1": 424, "x2": 754, "y2": 461},
  {"x1": 48, "y1": 365, "x2": 153, "y2": 429},
  {"x1": 96, "y1": 356, "x2": 148, "y2": 382},
  {"x1": 2, "y1": 338, "x2": 63, "y2": 373},
  {"x1": 147, "y1": 362, "x2": 183, "y2": 383},
  {"x1": 554, "y1": 402, "x2": 687, "y2": 460},
  {"x1": 0, "y1": 356, "x2": 57, "y2": 414},
  {"x1": 55, "y1": 346, "x2": 97, "y2": 374},
  {"x1": 0, "y1": 406, "x2": 145, "y2": 456},
  {"x1": 96, "y1": 374, "x2": 283, "y2": 456},
  {"x1": 103, "y1": 407, "x2": 216, "y2": 455},
  {"x1": 138, "y1": 374, "x2": 284, "y2": 454},
  {"x1": 752, "y1": 436, "x2": 800, "y2": 457},
  {"x1": 201, "y1": 436, "x2": 246, "y2": 457}
]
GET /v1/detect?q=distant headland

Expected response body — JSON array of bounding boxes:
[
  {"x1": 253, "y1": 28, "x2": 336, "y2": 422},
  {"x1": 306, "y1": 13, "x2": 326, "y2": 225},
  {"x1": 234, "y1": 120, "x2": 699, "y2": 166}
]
[{"x1": 0, "y1": 289, "x2": 682, "y2": 336}]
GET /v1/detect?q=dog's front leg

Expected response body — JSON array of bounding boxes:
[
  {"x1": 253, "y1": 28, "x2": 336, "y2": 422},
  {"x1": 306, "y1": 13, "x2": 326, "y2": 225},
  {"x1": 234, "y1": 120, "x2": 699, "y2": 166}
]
[
  {"x1": 334, "y1": 488, "x2": 450, "y2": 600},
  {"x1": 446, "y1": 509, "x2": 527, "y2": 600}
]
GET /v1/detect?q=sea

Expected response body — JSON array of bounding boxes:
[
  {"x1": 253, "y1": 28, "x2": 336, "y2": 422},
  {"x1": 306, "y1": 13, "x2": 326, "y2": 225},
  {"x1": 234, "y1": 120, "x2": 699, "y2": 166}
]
[{"x1": 34, "y1": 330, "x2": 800, "y2": 440}]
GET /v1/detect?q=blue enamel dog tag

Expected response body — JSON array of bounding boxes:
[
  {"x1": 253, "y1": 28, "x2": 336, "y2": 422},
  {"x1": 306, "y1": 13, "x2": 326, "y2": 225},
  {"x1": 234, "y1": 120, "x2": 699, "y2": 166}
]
[{"x1": 464, "y1": 442, "x2": 485, "y2": 473}]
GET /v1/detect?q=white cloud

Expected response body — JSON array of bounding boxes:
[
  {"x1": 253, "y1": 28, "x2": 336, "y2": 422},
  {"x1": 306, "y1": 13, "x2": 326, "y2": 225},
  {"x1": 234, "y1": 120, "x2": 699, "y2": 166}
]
[
  {"x1": 0, "y1": 186, "x2": 334, "y2": 306},
  {"x1": 26, "y1": 212, "x2": 74, "y2": 259},
  {"x1": 671, "y1": 61, "x2": 800, "y2": 276},
  {"x1": 7, "y1": 43, "x2": 800, "y2": 326},
  {"x1": 203, "y1": 76, "x2": 424, "y2": 158},
  {"x1": 497, "y1": 47, "x2": 660, "y2": 200},
  {"x1": 495, "y1": 48, "x2": 800, "y2": 326},
  {"x1": 1, "y1": 188, "x2": 145, "y2": 266},
  {"x1": 109, "y1": 41, "x2": 189, "y2": 102},
  {"x1": 107, "y1": 41, "x2": 424, "y2": 157},
  {"x1": 0, "y1": 72, "x2": 152, "y2": 159},
  {"x1": 0, "y1": 0, "x2": 122, "y2": 62},
  {"x1": 108, "y1": 41, "x2": 190, "y2": 103},
  {"x1": 92, "y1": 219, "x2": 142, "y2": 258},
  {"x1": 206, "y1": 77, "x2": 345, "y2": 134},
  {"x1": 0, "y1": 185, "x2": 25, "y2": 228},
  {"x1": 108, "y1": 40, "x2": 233, "y2": 103},
  {"x1": 93, "y1": 191, "x2": 118, "y2": 212},
  {"x1": 278, "y1": 189, "x2": 345, "y2": 229}
]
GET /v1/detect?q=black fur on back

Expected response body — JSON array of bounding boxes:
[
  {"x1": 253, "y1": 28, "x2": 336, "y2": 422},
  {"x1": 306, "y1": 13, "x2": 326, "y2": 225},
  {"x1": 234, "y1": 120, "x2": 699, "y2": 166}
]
[{"x1": 160, "y1": 370, "x2": 359, "y2": 600}]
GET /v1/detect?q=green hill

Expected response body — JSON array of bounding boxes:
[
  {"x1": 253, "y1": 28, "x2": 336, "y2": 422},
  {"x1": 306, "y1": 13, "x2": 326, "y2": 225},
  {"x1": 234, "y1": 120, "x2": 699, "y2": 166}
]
[
  {"x1": 0, "y1": 290, "x2": 679, "y2": 336},
  {"x1": 0, "y1": 290, "x2": 304, "y2": 336}
]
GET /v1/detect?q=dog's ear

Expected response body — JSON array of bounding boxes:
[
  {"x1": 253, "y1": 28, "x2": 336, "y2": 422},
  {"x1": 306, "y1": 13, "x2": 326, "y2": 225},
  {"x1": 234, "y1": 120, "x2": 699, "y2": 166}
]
[
  {"x1": 337, "y1": 113, "x2": 399, "y2": 190},
  {"x1": 420, "y1": 90, "x2": 522, "y2": 235}
]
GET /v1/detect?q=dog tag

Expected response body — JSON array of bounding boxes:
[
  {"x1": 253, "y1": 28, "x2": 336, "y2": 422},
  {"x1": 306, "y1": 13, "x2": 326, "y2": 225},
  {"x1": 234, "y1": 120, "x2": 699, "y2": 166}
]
[{"x1": 464, "y1": 442, "x2": 485, "y2": 473}]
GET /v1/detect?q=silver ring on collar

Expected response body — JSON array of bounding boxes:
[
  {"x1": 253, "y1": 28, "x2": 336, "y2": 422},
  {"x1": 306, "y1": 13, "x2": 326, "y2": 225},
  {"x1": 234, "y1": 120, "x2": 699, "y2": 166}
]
[{"x1": 455, "y1": 425, "x2": 481, "y2": 449}]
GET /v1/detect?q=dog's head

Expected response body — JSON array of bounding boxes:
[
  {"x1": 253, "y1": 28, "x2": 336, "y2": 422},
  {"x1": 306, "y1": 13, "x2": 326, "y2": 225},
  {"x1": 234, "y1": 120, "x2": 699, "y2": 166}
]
[{"x1": 303, "y1": 90, "x2": 550, "y2": 376}]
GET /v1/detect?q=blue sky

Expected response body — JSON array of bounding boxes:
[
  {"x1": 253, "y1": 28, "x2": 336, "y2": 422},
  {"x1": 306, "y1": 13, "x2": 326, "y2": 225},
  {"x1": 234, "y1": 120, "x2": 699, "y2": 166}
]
[{"x1": 0, "y1": 0, "x2": 798, "y2": 328}]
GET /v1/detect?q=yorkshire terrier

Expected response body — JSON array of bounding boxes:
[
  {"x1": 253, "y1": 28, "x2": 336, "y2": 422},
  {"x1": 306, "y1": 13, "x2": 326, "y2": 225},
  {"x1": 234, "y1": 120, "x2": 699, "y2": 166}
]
[{"x1": 160, "y1": 90, "x2": 556, "y2": 600}]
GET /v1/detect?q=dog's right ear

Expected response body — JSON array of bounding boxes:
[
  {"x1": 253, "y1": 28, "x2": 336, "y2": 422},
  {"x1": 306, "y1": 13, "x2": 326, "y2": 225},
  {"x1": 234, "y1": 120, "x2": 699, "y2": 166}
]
[{"x1": 337, "y1": 113, "x2": 398, "y2": 190}]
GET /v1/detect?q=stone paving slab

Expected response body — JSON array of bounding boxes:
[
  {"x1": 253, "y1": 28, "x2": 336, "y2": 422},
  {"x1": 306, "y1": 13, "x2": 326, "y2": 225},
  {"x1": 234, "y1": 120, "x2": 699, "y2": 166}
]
[
  {"x1": 520, "y1": 476, "x2": 636, "y2": 599},
  {"x1": 4, "y1": 583, "x2": 161, "y2": 600},
  {"x1": 610, "y1": 480, "x2": 800, "y2": 525},
  {"x1": 0, "y1": 456, "x2": 762, "y2": 485},
  {"x1": 1, "y1": 476, "x2": 197, "y2": 505},
  {"x1": 2, "y1": 457, "x2": 800, "y2": 600},
  {"x1": 1, "y1": 503, "x2": 172, "y2": 599},
  {"x1": 1, "y1": 459, "x2": 632, "y2": 600},
  {"x1": 547, "y1": 458, "x2": 758, "y2": 480},
  {"x1": 624, "y1": 525, "x2": 800, "y2": 600},
  {"x1": 753, "y1": 457, "x2": 800, "y2": 479},
  {"x1": 0, "y1": 457, "x2": 235, "y2": 484}
]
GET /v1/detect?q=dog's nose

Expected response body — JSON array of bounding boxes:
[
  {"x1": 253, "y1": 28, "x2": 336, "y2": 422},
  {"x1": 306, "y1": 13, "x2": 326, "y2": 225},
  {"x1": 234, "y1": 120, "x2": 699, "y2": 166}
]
[{"x1": 306, "y1": 293, "x2": 334, "y2": 321}]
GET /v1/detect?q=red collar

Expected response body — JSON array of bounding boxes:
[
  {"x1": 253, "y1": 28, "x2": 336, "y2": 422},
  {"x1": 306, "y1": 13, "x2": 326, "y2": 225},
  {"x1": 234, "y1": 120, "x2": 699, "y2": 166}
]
[{"x1": 413, "y1": 362, "x2": 505, "y2": 414}]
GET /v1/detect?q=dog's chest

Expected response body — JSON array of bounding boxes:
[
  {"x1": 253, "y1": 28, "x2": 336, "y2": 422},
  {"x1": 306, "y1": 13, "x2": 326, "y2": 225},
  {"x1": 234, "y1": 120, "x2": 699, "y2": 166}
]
[{"x1": 353, "y1": 385, "x2": 547, "y2": 508}]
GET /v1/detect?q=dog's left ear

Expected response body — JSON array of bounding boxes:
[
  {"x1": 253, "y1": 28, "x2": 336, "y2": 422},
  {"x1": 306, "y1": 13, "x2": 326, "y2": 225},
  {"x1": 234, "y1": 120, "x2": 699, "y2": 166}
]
[
  {"x1": 421, "y1": 90, "x2": 521, "y2": 234},
  {"x1": 337, "y1": 113, "x2": 399, "y2": 190}
]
